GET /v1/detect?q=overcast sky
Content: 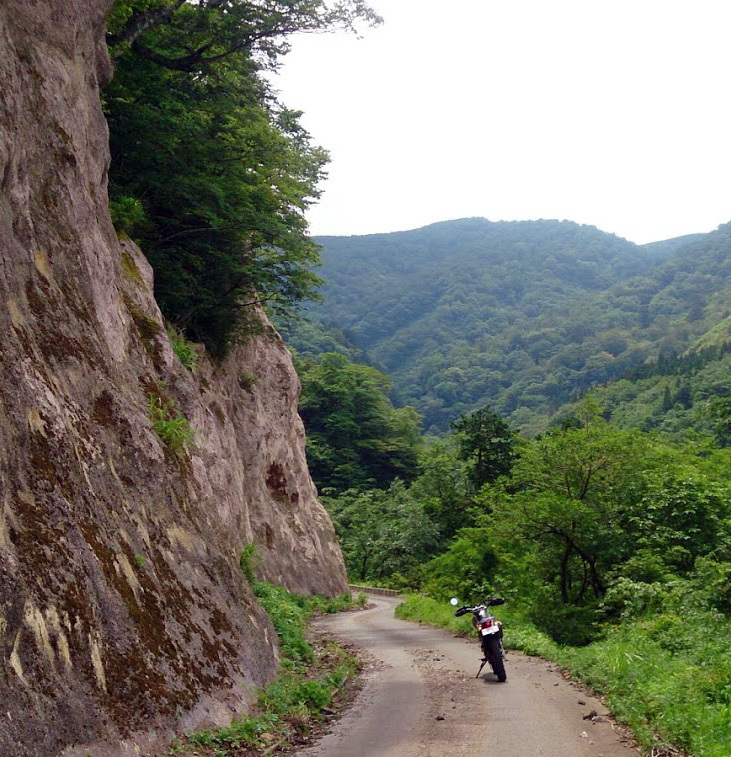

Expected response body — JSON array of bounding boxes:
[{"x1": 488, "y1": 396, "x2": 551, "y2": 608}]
[{"x1": 271, "y1": 0, "x2": 731, "y2": 244}]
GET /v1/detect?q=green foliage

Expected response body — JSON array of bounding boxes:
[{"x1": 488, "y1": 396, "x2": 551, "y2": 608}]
[
  {"x1": 167, "y1": 325, "x2": 198, "y2": 370},
  {"x1": 323, "y1": 482, "x2": 441, "y2": 583},
  {"x1": 105, "y1": 0, "x2": 380, "y2": 356},
  {"x1": 133, "y1": 553, "x2": 146, "y2": 569},
  {"x1": 237, "y1": 371, "x2": 258, "y2": 391},
  {"x1": 420, "y1": 527, "x2": 498, "y2": 601},
  {"x1": 409, "y1": 438, "x2": 471, "y2": 539},
  {"x1": 451, "y1": 404, "x2": 517, "y2": 491},
  {"x1": 106, "y1": 0, "x2": 382, "y2": 59},
  {"x1": 148, "y1": 393, "x2": 194, "y2": 452},
  {"x1": 288, "y1": 218, "x2": 731, "y2": 435},
  {"x1": 252, "y1": 582, "x2": 313, "y2": 663},
  {"x1": 281, "y1": 319, "x2": 370, "y2": 364},
  {"x1": 110, "y1": 195, "x2": 146, "y2": 236},
  {"x1": 559, "y1": 601, "x2": 731, "y2": 755},
  {"x1": 476, "y1": 403, "x2": 731, "y2": 644},
  {"x1": 485, "y1": 403, "x2": 644, "y2": 623},
  {"x1": 711, "y1": 396, "x2": 731, "y2": 447},
  {"x1": 297, "y1": 352, "x2": 422, "y2": 492},
  {"x1": 239, "y1": 544, "x2": 258, "y2": 584}
]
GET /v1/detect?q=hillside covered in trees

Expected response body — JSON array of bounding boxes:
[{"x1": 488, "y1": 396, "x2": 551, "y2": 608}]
[{"x1": 286, "y1": 218, "x2": 731, "y2": 434}]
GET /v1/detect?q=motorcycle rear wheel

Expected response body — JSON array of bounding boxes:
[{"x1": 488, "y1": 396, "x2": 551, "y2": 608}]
[{"x1": 483, "y1": 636, "x2": 507, "y2": 682}]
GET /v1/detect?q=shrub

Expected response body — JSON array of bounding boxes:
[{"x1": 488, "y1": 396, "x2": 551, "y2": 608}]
[
  {"x1": 421, "y1": 526, "x2": 498, "y2": 601},
  {"x1": 148, "y1": 394, "x2": 194, "y2": 452},
  {"x1": 110, "y1": 195, "x2": 145, "y2": 236},
  {"x1": 168, "y1": 326, "x2": 199, "y2": 371},
  {"x1": 239, "y1": 544, "x2": 258, "y2": 584},
  {"x1": 238, "y1": 371, "x2": 258, "y2": 391}
]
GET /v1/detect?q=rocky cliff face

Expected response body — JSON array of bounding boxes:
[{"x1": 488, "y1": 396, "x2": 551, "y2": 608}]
[{"x1": 0, "y1": 2, "x2": 347, "y2": 755}]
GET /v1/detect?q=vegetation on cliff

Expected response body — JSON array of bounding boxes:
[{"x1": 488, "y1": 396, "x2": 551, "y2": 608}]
[
  {"x1": 179, "y1": 581, "x2": 361, "y2": 755},
  {"x1": 104, "y1": 0, "x2": 380, "y2": 356}
]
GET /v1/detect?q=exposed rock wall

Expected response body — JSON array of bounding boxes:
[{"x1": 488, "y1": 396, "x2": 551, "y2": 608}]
[{"x1": 0, "y1": 2, "x2": 347, "y2": 755}]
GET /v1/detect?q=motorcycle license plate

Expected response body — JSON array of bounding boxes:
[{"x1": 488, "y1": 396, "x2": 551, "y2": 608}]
[{"x1": 480, "y1": 627, "x2": 499, "y2": 636}]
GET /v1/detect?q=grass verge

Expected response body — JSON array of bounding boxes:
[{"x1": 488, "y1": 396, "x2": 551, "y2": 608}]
[
  {"x1": 396, "y1": 594, "x2": 731, "y2": 756},
  {"x1": 171, "y1": 583, "x2": 359, "y2": 756}
]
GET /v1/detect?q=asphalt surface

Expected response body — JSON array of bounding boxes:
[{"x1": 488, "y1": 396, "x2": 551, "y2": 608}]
[{"x1": 297, "y1": 596, "x2": 638, "y2": 757}]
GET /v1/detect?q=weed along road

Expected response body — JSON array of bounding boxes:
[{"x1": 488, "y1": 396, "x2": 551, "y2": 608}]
[{"x1": 298, "y1": 596, "x2": 636, "y2": 757}]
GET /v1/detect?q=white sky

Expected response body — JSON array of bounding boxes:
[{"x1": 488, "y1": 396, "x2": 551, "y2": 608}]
[{"x1": 271, "y1": 0, "x2": 731, "y2": 245}]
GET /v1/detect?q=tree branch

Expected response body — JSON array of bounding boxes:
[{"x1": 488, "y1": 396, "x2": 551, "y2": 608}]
[{"x1": 107, "y1": 0, "x2": 187, "y2": 50}]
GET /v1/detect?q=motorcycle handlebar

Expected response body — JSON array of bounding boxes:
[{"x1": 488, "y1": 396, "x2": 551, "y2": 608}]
[{"x1": 454, "y1": 598, "x2": 506, "y2": 616}]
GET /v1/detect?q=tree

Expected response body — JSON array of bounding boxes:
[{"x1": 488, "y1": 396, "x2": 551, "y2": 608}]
[
  {"x1": 485, "y1": 401, "x2": 642, "y2": 606},
  {"x1": 104, "y1": 0, "x2": 380, "y2": 355},
  {"x1": 710, "y1": 396, "x2": 731, "y2": 447},
  {"x1": 450, "y1": 405, "x2": 517, "y2": 491},
  {"x1": 421, "y1": 526, "x2": 498, "y2": 601},
  {"x1": 297, "y1": 353, "x2": 422, "y2": 492},
  {"x1": 107, "y1": 1, "x2": 382, "y2": 67},
  {"x1": 323, "y1": 483, "x2": 440, "y2": 582},
  {"x1": 409, "y1": 439, "x2": 471, "y2": 541}
]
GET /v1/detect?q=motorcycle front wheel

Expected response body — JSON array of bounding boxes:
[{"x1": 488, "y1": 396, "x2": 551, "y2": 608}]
[{"x1": 483, "y1": 636, "x2": 507, "y2": 682}]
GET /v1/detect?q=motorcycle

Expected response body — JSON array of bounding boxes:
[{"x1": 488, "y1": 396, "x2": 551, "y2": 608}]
[{"x1": 450, "y1": 597, "x2": 507, "y2": 682}]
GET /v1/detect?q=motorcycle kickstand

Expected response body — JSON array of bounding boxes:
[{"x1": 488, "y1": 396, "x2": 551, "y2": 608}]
[{"x1": 476, "y1": 657, "x2": 489, "y2": 678}]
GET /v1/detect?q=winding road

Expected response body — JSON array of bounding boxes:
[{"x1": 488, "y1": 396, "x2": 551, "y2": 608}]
[{"x1": 298, "y1": 596, "x2": 638, "y2": 757}]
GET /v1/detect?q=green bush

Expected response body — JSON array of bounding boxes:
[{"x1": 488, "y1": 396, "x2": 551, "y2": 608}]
[
  {"x1": 239, "y1": 544, "x2": 258, "y2": 584},
  {"x1": 168, "y1": 326, "x2": 199, "y2": 370},
  {"x1": 238, "y1": 371, "x2": 258, "y2": 391},
  {"x1": 421, "y1": 527, "x2": 498, "y2": 601},
  {"x1": 253, "y1": 582, "x2": 313, "y2": 663},
  {"x1": 110, "y1": 195, "x2": 145, "y2": 236},
  {"x1": 148, "y1": 394, "x2": 194, "y2": 452}
]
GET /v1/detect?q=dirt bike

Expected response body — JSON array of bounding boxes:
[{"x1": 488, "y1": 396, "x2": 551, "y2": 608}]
[{"x1": 451, "y1": 597, "x2": 507, "y2": 682}]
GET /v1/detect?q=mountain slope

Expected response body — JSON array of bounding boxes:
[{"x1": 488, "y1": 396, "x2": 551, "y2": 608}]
[{"x1": 291, "y1": 218, "x2": 730, "y2": 433}]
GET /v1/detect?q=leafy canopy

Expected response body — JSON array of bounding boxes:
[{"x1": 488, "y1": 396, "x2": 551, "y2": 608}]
[
  {"x1": 451, "y1": 404, "x2": 517, "y2": 491},
  {"x1": 297, "y1": 352, "x2": 422, "y2": 492},
  {"x1": 105, "y1": 0, "x2": 379, "y2": 355}
]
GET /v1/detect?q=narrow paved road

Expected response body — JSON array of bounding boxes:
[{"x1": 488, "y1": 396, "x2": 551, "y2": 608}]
[{"x1": 299, "y1": 596, "x2": 638, "y2": 757}]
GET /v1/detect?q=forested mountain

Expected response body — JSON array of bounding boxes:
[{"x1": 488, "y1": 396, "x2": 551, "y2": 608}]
[{"x1": 287, "y1": 218, "x2": 731, "y2": 433}]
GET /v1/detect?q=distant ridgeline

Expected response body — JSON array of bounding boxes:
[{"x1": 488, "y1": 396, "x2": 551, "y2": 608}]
[{"x1": 284, "y1": 217, "x2": 731, "y2": 435}]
